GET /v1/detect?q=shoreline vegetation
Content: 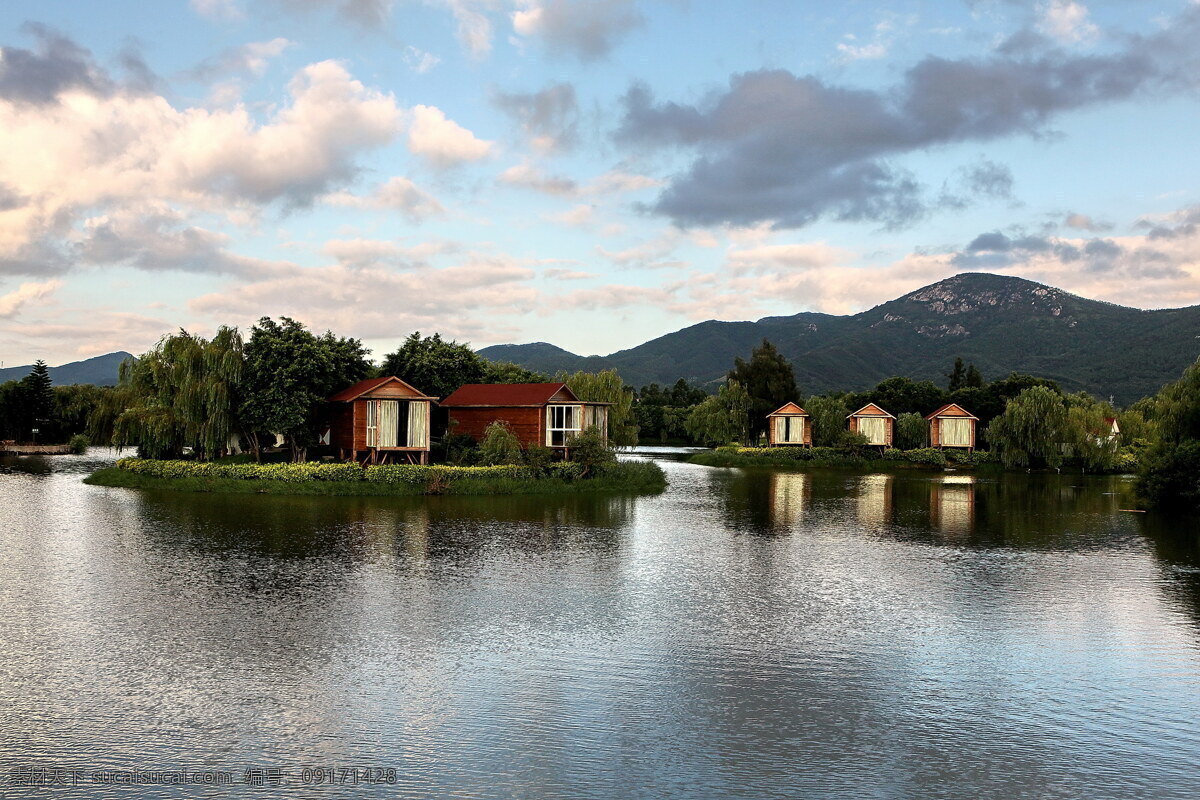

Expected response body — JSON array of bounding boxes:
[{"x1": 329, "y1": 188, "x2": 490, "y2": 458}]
[
  {"x1": 686, "y1": 445, "x2": 1134, "y2": 474},
  {"x1": 84, "y1": 458, "x2": 667, "y2": 497}
]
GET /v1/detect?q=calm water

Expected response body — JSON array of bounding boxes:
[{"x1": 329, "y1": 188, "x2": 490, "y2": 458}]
[{"x1": 1, "y1": 448, "x2": 1199, "y2": 799}]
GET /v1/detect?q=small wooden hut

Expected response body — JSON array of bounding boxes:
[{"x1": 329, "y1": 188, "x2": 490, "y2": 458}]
[
  {"x1": 767, "y1": 402, "x2": 812, "y2": 446},
  {"x1": 847, "y1": 403, "x2": 895, "y2": 447},
  {"x1": 440, "y1": 383, "x2": 610, "y2": 455},
  {"x1": 925, "y1": 403, "x2": 978, "y2": 450},
  {"x1": 327, "y1": 376, "x2": 437, "y2": 464}
]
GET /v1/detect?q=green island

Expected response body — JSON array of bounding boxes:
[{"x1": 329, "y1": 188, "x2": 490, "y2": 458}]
[{"x1": 85, "y1": 458, "x2": 666, "y2": 497}]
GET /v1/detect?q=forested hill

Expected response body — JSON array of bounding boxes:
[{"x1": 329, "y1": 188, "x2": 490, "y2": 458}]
[
  {"x1": 0, "y1": 352, "x2": 132, "y2": 386},
  {"x1": 478, "y1": 273, "x2": 1200, "y2": 404}
]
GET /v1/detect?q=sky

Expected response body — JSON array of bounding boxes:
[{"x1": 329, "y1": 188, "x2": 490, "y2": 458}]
[{"x1": 1, "y1": 0, "x2": 1199, "y2": 367}]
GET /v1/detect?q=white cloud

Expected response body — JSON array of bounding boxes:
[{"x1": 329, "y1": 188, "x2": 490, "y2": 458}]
[
  {"x1": 512, "y1": 0, "x2": 643, "y2": 60},
  {"x1": 0, "y1": 279, "x2": 62, "y2": 318},
  {"x1": 545, "y1": 204, "x2": 593, "y2": 226},
  {"x1": 324, "y1": 176, "x2": 445, "y2": 221},
  {"x1": 441, "y1": 0, "x2": 495, "y2": 59},
  {"x1": 191, "y1": 0, "x2": 243, "y2": 20},
  {"x1": 1037, "y1": 0, "x2": 1099, "y2": 43},
  {"x1": 0, "y1": 59, "x2": 403, "y2": 275},
  {"x1": 498, "y1": 161, "x2": 577, "y2": 195},
  {"x1": 404, "y1": 46, "x2": 441, "y2": 74},
  {"x1": 407, "y1": 104, "x2": 494, "y2": 168}
]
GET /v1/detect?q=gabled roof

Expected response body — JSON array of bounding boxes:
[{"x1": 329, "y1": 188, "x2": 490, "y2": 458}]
[
  {"x1": 847, "y1": 403, "x2": 895, "y2": 419},
  {"x1": 328, "y1": 376, "x2": 436, "y2": 402},
  {"x1": 925, "y1": 403, "x2": 979, "y2": 421},
  {"x1": 767, "y1": 402, "x2": 808, "y2": 416},
  {"x1": 441, "y1": 382, "x2": 582, "y2": 407}
]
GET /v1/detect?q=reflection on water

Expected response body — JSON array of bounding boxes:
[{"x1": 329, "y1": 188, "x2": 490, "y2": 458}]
[{"x1": 1, "y1": 450, "x2": 1200, "y2": 799}]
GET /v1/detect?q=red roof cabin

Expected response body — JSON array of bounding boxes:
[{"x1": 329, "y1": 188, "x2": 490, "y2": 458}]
[
  {"x1": 767, "y1": 402, "x2": 812, "y2": 446},
  {"x1": 926, "y1": 403, "x2": 979, "y2": 450},
  {"x1": 440, "y1": 383, "x2": 610, "y2": 455},
  {"x1": 327, "y1": 376, "x2": 437, "y2": 464},
  {"x1": 847, "y1": 403, "x2": 895, "y2": 447}
]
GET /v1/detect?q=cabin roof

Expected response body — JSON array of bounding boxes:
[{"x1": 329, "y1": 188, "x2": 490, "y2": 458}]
[
  {"x1": 767, "y1": 402, "x2": 808, "y2": 417},
  {"x1": 441, "y1": 382, "x2": 590, "y2": 407},
  {"x1": 328, "y1": 376, "x2": 436, "y2": 402},
  {"x1": 847, "y1": 403, "x2": 895, "y2": 419},
  {"x1": 925, "y1": 403, "x2": 979, "y2": 420}
]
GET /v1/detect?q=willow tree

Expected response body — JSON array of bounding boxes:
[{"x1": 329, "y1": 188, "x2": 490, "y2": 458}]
[
  {"x1": 556, "y1": 368, "x2": 638, "y2": 447},
  {"x1": 985, "y1": 386, "x2": 1069, "y2": 469},
  {"x1": 685, "y1": 381, "x2": 752, "y2": 446},
  {"x1": 805, "y1": 395, "x2": 850, "y2": 447},
  {"x1": 100, "y1": 328, "x2": 245, "y2": 460}
]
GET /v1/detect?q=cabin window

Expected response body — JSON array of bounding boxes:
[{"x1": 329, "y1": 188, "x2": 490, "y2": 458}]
[
  {"x1": 582, "y1": 405, "x2": 608, "y2": 439},
  {"x1": 941, "y1": 418, "x2": 972, "y2": 447},
  {"x1": 406, "y1": 401, "x2": 429, "y2": 448},
  {"x1": 858, "y1": 417, "x2": 888, "y2": 445},
  {"x1": 776, "y1": 416, "x2": 804, "y2": 444},
  {"x1": 546, "y1": 404, "x2": 582, "y2": 447},
  {"x1": 365, "y1": 400, "x2": 427, "y2": 448},
  {"x1": 365, "y1": 400, "x2": 378, "y2": 447}
]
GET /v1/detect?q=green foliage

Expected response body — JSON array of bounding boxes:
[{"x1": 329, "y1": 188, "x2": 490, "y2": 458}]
[
  {"x1": 685, "y1": 381, "x2": 752, "y2": 446},
  {"x1": 805, "y1": 395, "x2": 850, "y2": 447},
  {"x1": 847, "y1": 376, "x2": 945, "y2": 418},
  {"x1": 727, "y1": 339, "x2": 799, "y2": 440},
  {"x1": 965, "y1": 364, "x2": 984, "y2": 388},
  {"x1": 103, "y1": 328, "x2": 245, "y2": 460},
  {"x1": 547, "y1": 461, "x2": 586, "y2": 481},
  {"x1": 1063, "y1": 403, "x2": 1119, "y2": 471},
  {"x1": 556, "y1": 368, "x2": 638, "y2": 447},
  {"x1": 478, "y1": 421, "x2": 523, "y2": 465},
  {"x1": 1139, "y1": 440, "x2": 1200, "y2": 510},
  {"x1": 947, "y1": 357, "x2": 967, "y2": 391},
  {"x1": 895, "y1": 412, "x2": 928, "y2": 450},
  {"x1": 380, "y1": 332, "x2": 486, "y2": 398},
  {"x1": 241, "y1": 317, "x2": 370, "y2": 461},
  {"x1": 986, "y1": 386, "x2": 1069, "y2": 469},
  {"x1": 636, "y1": 379, "x2": 708, "y2": 443},
  {"x1": 117, "y1": 457, "x2": 364, "y2": 482},
  {"x1": 522, "y1": 444, "x2": 555, "y2": 472},
  {"x1": 68, "y1": 434, "x2": 89, "y2": 454},
  {"x1": 482, "y1": 360, "x2": 550, "y2": 383},
  {"x1": 93, "y1": 460, "x2": 666, "y2": 496},
  {"x1": 898, "y1": 447, "x2": 947, "y2": 467},
  {"x1": 568, "y1": 426, "x2": 617, "y2": 475},
  {"x1": 440, "y1": 432, "x2": 479, "y2": 465}
]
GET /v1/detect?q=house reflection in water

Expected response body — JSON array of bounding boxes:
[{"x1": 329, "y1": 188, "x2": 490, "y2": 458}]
[
  {"x1": 929, "y1": 475, "x2": 977, "y2": 536},
  {"x1": 856, "y1": 474, "x2": 895, "y2": 527},
  {"x1": 767, "y1": 472, "x2": 811, "y2": 529}
]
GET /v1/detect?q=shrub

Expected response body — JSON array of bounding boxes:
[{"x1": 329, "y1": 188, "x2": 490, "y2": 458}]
[
  {"x1": 478, "y1": 421, "x2": 523, "y2": 466},
  {"x1": 895, "y1": 412, "x2": 928, "y2": 450},
  {"x1": 68, "y1": 434, "x2": 89, "y2": 454},
  {"x1": 548, "y1": 461, "x2": 585, "y2": 481},
  {"x1": 882, "y1": 448, "x2": 903, "y2": 460},
  {"x1": 1139, "y1": 440, "x2": 1200, "y2": 510},
  {"x1": 522, "y1": 444, "x2": 555, "y2": 473},
  {"x1": 569, "y1": 426, "x2": 617, "y2": 475},
  {"x1": 901, "y1": 447, "x2": 947, "y2": 467}
]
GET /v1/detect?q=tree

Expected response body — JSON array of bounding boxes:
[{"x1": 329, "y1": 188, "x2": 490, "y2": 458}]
[
  {"x1": 947, "y1": 357, "x2": 967, "y2": 392},
  {"x1": 685, "y1": 381, "x2": 752, "y2": 446},
  {"x1": 1064, "y1": 403, "x2": 1119, "y2": 471},
  {"x1": 478, "y1": 421, "x2": 523, "y2": 465},
  {"x1": 568, "y1": 426, "x2": 617, "y2": 476},
  {"x1": 241, "y1": 317, "x2": 370, "y2": 461},
  {"x1": 380, "y1": 332, "x2": 486, "y2": 398},
  {"x1": 848, "y1": 377, "x2": 946, "y2": 418},
  {"x1": 965, "y1": 364, "x2": 984, "y2": 388},
  {"x1": 728, "y1": 339, "x2": 799, "y2": 441},
  {"x1": 895, "y1": 412, "x2": 928, "y2": 450},
  {"x1": 22, "y1": 360, "x2": 54, "y2": 440},
  {"x1": 104, "y1": 328, "x2": 246, "y2": 460},
  {"x1": 0, "y1": 380, "x2": 32, "y2": 441},
  {"x1": 483, "y1": 360, "x2": 549, "y2": 383},
  {"x1": 805, "y1": 395, "x2": 850, "y2": 447},
  {"x1": 636, "y1": 379, "x2": 708, "y2": 443},
  {"x1": 1137, "y1": 359, "x2": 1200, "y2": 510},
  {"x1": 556, "y1": 369, "x2": 638, "y2": 447},
  {"x1": 985, "y1": 386, "x2": 1070, "y2": 469}
]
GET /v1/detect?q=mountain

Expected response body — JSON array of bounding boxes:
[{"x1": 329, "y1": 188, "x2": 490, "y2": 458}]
[
  {"x1": 0, "y1": 351, "x2": 133, "y2": 386},
  {"x1": 478, "y1": 273, "x2": 1200, "y2": 404}
]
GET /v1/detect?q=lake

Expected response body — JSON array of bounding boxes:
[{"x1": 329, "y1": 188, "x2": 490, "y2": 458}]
[{"x1": 1, "y1": 448, "x2": 1199, "y2": 799}]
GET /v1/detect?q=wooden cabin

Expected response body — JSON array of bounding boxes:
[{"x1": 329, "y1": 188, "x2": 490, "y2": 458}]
[
  {"x1": 327, "y1": 376, "x2": 437, "y2": 464},
  {"x1": 440, "y1": 383, "x2": 610, "y2": 455},
  {"x1": 925, "y1": 403, "x2": 978, "y2": 450},
  {"x1": 847, "y1": 403, "x2": 895, "y2": 447},
  {"x1": 1103, "y1": 416, "x2": 1120, "y2": 443},
  {"x1": 767, "y1": 402, "x2": 812, "y2": 446}
]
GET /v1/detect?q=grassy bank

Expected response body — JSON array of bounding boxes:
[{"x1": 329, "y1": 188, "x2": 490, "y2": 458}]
[
  {"x1": 689, "y1": 446, "x2": 997, "y2": 471},
  {"x1": 84, "y1": 459, "x2": 666, "y2": 497}
]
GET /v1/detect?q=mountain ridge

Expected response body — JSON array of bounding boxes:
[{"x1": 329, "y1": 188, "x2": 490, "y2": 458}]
[
  {"x1": 478, "y1": 273, "x2": 1200, "y2": 404},
  {"x1": 0, "y1": 351, "x2": 133, "y2": 386}
]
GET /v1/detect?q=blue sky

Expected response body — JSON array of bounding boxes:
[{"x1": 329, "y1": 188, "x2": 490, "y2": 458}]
[{"x1": 1, "y1": 0, "x2": 1199, "y2": 366}]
